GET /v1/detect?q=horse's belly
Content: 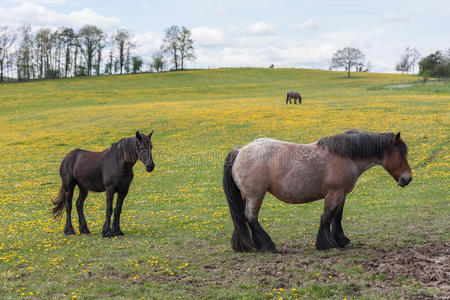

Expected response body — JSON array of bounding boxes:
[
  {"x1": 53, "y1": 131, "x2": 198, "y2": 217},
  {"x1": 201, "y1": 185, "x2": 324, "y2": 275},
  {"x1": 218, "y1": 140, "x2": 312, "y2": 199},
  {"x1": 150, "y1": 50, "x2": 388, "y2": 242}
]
[{"x1": 269, "y1": 189, "x2": 323, "y2": 204}]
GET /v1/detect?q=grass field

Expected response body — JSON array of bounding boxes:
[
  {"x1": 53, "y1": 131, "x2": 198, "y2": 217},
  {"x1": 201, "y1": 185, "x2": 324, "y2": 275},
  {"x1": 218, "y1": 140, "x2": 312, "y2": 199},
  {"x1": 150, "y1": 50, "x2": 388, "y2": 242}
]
[{"x1": 0, "y1": 68, "x2": 448, "y2": 299}]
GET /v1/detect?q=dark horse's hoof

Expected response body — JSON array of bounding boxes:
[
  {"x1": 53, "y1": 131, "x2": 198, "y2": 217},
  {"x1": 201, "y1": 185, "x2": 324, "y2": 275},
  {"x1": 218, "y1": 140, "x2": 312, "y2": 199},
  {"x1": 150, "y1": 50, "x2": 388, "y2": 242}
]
[
  {"x1": 79, "y1": 227, "x2": 91, "y2": 234},
  {"x1": 64, "y1": 227, "x2": 76, "y2": 236},
  {"x1": 315, "y1": 234, "x2": 338, "y2": 250},
  {"x1": 336, "y1": 236, "x2": 350, "y2": 248},
  {"x1": 112, "y1": 230, "x2": 124, "y2": 236},
  {"x1": 102, "y1": 231, "x2": 114, "y2": 238}
]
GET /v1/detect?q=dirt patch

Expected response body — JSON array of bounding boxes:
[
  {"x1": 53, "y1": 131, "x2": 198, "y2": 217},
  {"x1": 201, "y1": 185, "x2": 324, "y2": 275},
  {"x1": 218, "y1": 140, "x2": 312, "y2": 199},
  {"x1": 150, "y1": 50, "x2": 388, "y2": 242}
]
[{"x1": 362, "y1": 242, "x2": 450, "y2": 292}]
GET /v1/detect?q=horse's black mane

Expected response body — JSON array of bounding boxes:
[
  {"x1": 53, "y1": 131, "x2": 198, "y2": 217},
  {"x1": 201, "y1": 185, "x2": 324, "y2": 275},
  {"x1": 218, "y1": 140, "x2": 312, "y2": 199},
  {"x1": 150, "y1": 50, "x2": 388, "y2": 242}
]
[
  {"x1": 317, "y1": 130, "x2": 407, "y2": 159},
  {"x1": 110, "y1": 136, "x2": 139, "y2": 163}
]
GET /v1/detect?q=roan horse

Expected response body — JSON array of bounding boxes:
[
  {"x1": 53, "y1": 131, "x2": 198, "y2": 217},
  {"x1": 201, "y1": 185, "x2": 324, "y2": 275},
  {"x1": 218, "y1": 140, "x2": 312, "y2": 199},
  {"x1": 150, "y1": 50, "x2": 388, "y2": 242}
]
[
  {"x1": 52, "y1": 131, "x2": 155, "y2": 237},
  {"x1": 223, "y1": 130, "x2": 412, "y2": 252},
  {"x1": 286, "y1": 91, "x2": 302, "y2": 104}
]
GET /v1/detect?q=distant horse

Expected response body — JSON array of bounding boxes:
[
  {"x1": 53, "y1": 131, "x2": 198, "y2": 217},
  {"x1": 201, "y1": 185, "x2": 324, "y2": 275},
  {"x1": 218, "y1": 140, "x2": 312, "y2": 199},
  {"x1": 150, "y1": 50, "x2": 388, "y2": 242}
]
[
  {"x1": 286, "y1": 91, "x2": 302, "y2": 104},
  {"x1": 223, "y1": 130, "x2": 412, "y2": 252},
  {"x1": 52, "y1": 131, "x2": 155, "y2": 237}
]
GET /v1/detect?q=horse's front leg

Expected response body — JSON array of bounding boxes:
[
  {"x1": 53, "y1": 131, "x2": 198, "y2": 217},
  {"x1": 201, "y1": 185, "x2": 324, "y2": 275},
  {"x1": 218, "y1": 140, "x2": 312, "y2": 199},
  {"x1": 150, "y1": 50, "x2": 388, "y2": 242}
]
[
  {"x1": 331, "y1": 196, "x2": 350, "y2": 248},
  {"x1": 102, "y1": 188, "x2": 115, "y2": 238},
  {"x1": 112, "y1": 188, "x2": 128, "y2": 236},
  {"x1": 316, "y1": 191, "x2": 344, "y2": 250}
]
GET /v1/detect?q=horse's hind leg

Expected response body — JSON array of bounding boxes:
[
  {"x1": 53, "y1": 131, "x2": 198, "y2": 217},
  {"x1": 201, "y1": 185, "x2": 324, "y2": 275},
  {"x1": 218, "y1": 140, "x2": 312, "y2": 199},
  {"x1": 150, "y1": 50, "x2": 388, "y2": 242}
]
[
  {"x1": 76, "y1": 186, "x2": 90, "y2": 234},
  {"x1": 64, "y1": 184, "x2": 76, "y2": 235},
  {"x1": 111, "y1": 189, "x2": 128, "y2": 236},
  {"x1": 245, "y1": 195, "x2": 276, "y2": 252},
  {"x1": 331, "y1": 196, "x2": 350, "y2": 248},
  {"x1": 316, "y1": 191, "x2": 344, "y2": 250}
]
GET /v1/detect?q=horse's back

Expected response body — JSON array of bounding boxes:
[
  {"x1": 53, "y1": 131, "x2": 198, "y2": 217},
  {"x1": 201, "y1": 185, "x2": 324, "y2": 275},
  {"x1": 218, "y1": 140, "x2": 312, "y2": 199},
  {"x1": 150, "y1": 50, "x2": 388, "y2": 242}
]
[
  {"x1": 232, "y1": 139, "x2": 330, "y2": 203},
  {"x1": 60, "y1": 148, "x2": 106, "y2": 191}
]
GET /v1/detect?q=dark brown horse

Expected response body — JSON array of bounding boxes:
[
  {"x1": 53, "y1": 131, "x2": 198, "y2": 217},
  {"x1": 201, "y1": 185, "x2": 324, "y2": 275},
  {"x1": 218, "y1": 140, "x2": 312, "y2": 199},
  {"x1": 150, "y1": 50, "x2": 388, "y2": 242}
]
[
  {"x1": 52, "y1": 131, "x2": 155, "y2": 237},
  {"x1": 223, "y1": 130, "x2": 412, "y2": 252},
  {"x1": 286, "y1": 91, "x2": 302, "y2": 104}
]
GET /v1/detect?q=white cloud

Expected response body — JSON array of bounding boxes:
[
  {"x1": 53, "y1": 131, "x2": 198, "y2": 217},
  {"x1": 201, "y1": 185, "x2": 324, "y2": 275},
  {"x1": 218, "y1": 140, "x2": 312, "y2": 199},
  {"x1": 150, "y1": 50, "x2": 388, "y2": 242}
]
[
  {"x1": 384, "y1": 13, "x2": 411, "y2": 23},
  {"x1": 293, "y1": 19, "x2": 320, "y2": 31},
  {"x1": 0, "y1": 3, "x2": 120, "y2": 30},
  {"x1": 243, "y1": 22, "x2": 276, "y2": 36},
  {"x1": 192, "y1": 27, "x2": 225, "y2": 47}
]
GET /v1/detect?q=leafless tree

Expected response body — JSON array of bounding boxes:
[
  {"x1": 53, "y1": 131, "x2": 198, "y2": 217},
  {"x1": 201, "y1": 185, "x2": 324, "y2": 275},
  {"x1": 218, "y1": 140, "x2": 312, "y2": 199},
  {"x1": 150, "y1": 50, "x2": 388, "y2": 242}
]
[
  {"x1": 396, "y1": 46, "x2": 420, "y2": 74},
  {"x1": 331, "y1": 47, "x2": 365, "y2": 78},
  {"x1": 0, "y1": 27, "x2": 16, "y2": 82},
  {"x1": 161, "y1": 25, "x2": 181, "y2": 70},
  {"x1": 114, "y1": 29, "x2": 134, "y2": 75}
]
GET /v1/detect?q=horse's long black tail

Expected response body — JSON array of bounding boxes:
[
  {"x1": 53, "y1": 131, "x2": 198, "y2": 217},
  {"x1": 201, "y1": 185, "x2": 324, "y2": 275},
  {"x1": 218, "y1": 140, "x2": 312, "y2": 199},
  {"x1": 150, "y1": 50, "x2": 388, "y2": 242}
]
[
  {"x1": 52, "y1": 154, "x2": 74, "y2": 219},
  {"x1": 51, "y1": 185, "x2": 66, "y2": 219},
  {"x1": 223, "y1": 147, "x2": 254, "y2": 252}
]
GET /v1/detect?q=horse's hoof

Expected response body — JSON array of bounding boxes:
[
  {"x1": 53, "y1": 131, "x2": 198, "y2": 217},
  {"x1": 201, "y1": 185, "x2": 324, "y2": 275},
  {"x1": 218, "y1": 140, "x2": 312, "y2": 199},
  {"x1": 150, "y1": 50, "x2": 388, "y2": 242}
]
[
  {"x1": 112, "y1": 230, "x2": 124, "y2": 236},
  {"x1": 80, "y1": 228, "x2": 90, "y2": 234},
  {"x1": 64, "y1": 227, "x2": 75, "y2": 235},
  {"x1": 337, "y1": 236, "x2": 350, "y2": 248},
  {"x1": 102, "y1": 231, "x2": 113, "y2": 238}
]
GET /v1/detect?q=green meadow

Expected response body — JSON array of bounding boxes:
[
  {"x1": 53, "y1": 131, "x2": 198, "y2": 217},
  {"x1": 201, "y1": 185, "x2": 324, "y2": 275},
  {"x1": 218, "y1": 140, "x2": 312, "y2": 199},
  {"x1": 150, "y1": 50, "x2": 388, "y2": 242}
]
[{"x1": 0, "y1": 68, "x2": 448, "y2": 299}]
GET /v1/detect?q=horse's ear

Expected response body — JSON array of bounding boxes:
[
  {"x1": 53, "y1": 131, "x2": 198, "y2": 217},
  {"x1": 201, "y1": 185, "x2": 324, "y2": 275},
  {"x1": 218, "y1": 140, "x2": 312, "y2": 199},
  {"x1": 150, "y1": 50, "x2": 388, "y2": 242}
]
[
  {"x1": 148, "y1": 130, "x2": 154, "y2": 140},
  {"x1": 394, "y1": 132, "x2": 401, "y2": 144},
  {"x1": 136, "y1": 131, "x2": 142, "y2": 141}
]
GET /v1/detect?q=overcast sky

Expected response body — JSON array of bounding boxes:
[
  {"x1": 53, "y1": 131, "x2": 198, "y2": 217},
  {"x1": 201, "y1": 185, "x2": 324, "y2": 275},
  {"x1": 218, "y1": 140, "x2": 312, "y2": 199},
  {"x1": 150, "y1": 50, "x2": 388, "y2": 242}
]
[{"x1": 1, "y1": 0, "x2": 449, "y2": 72}]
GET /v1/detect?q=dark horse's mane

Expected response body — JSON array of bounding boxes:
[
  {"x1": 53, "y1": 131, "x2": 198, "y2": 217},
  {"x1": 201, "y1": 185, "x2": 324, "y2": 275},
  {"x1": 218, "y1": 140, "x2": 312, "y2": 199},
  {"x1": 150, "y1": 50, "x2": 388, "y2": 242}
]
[
  {"x1": 317, "y1": 130, "x2": 408, "y2": 159},
  {"x1": 109, "y1": 137, "x2": 139, "y2": 163}
]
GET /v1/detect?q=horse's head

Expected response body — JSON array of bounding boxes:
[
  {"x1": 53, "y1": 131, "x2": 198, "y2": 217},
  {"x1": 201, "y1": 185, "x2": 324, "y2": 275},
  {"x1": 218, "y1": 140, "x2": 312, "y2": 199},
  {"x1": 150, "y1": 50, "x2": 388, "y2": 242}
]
[
  {"x1": 136, "y1": 130, "x2": 155, "y2": 172},
  {"x1": 381, "y1": 132, "x2": 412, "y2": 187}
]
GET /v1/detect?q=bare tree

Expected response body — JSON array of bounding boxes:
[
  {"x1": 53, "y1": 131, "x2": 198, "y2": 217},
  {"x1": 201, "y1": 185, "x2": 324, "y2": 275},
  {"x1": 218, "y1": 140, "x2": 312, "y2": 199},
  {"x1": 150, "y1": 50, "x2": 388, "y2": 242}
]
[
  {"x1": 178, "y1": 26, "x2": 195, "y2": 70},
  {"x1": 0, "y1": 27, "x2": 16, "y2": 82},
  {"x1": 114, "y1": 29, "x2": 133, "y2": 75},
  {"x1": 161, "y1": 25, "x2": 181, "y2": 70},
  {"x1": 396, "y1": 54, "x2": 410, "y2": 74},
  {"x1": 396, "y1": 46, "x2": 420, "y2": 74},
  {"x1": 16, "y1": 25, "x2": 35, "y2": 80},
  {"x1": 331, "y1": 47, "x2": 365, "y2": 78},
  {"x1": 408, "y1": 47, "x2": 420, "y2": 74}
]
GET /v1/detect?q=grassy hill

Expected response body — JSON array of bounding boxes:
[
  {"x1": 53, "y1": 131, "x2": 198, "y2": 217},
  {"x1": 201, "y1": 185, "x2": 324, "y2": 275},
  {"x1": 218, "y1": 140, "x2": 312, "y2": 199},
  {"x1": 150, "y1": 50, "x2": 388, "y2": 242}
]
[{"x1": 0, "y1": 68, "x2": 448, "y2": 299}]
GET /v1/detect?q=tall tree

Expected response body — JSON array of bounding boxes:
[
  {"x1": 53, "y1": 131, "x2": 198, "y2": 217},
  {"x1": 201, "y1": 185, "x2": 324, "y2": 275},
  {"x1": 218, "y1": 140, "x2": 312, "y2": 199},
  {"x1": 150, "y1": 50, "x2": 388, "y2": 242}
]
[
  {"x1": 59, "y1": 27, "x2": 76, "y2": 77},
  {"x1": 0, "y1": 27, "x2": 16, "y2": 82},
  {"x1": 16, "y1": 25, "x2": 35, "y2": 80},
  {"x1": 161, "y1": 25, "x2": 181, "y2": 70},
  {"x1": 178, "y1": 26, "x2": 195, "y2": 70},
  {"x1": 114, "y1": 29, "x2": 133, "y2": 75},
  {"x1": 331, "y1": 47, "x2": 365, "y2": 78},
  {"x1": 78, "y1": 25, "x2": 104, "y2": 76}
]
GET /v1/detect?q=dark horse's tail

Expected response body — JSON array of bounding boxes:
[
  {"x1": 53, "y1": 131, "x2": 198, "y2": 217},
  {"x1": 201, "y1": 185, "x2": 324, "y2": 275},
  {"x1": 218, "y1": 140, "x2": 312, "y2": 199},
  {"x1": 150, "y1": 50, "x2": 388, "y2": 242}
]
[
  {"x1": 51, "y1": 185, "x2": 66, "y2": 219},
  {"x1": 51, "y1": 155, "x2": 73, "y2": 219},
  {"x1": 223, "y1": 147, "x2": 254, "y2": 252}
]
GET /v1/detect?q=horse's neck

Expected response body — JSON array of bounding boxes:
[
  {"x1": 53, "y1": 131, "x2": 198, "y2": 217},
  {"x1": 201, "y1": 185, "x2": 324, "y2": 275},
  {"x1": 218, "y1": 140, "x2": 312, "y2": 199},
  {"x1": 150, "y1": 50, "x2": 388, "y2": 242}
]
[{"x1": 354, "y1": 157, "x2": 381, "y2": 175}]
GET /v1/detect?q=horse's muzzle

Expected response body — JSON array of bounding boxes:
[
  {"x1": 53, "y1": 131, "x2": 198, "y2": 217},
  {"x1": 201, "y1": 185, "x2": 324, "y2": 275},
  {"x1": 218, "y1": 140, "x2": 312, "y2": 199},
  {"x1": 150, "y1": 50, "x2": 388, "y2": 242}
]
[
  {"x1": 397, "y1": 174, "x2": 412, "y2": 187},
  {"x1": 146, "y1": 162, "x2": 155, "y2": 172}
]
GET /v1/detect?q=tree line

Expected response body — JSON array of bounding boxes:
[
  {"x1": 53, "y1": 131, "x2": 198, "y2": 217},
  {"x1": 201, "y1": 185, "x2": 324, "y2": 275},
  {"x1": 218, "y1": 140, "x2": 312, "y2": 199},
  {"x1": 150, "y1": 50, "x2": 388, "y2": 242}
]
[
  {"x1": 0, "y1": 25, "x2": 195, "y2": 82},
  {"x1": 396, "y1": 46, "x2": 450, "y2": 78},
  {"x1": 330, "y1": 46, "x2": 450, "y2": 78}
]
